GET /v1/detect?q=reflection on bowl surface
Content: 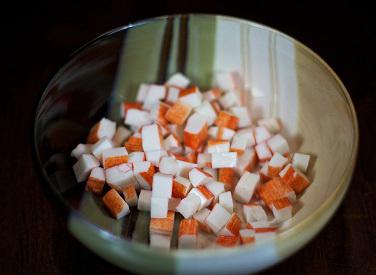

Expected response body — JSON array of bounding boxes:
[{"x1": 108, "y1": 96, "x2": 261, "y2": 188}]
[{"x1": 34, "y1": 14, "x2": 358, "y2": 274}]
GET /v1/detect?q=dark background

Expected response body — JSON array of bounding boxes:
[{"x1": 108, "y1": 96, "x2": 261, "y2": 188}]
[{"x1": 1, "y1": 1, "x2": 375, "y2": 274}]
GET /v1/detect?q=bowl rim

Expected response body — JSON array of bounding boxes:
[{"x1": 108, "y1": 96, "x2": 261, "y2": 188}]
[{"x1": 33, "y1": 13, "x2": 359, "y2": 259}]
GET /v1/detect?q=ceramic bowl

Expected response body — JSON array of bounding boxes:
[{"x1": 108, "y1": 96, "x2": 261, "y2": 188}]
[{"x1": 33, "y1": 14, "x2": 358, "y2": 274}]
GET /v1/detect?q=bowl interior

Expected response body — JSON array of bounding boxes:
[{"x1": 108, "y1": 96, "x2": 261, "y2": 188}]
[{"x1": 34, "y1": 14, "x2": 357, "y2": 273}]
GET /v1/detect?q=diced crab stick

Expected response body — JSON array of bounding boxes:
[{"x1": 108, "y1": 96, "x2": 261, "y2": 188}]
[
  {"x1": 143, "y1": 84, "x2": 166, "y2": 110},
  {"x1": 112, "y1": 126, "x2": 131, "y2": 147},
  {"x1": 279, "y1": 163, "x2": 295, "y2": 185},
  {"x1": 218, "y1": 91, "x2": 239, "y2": 109},
  {"x1": 73, "y1": 154, "x2": 100, "y2": 182},
  {"x1": 193, "y1": 208, "x2": 212, "y2": 233},
  {"x1": 259, "y1": 162, "x2": 272, "y2": 183},
  {"x1": 243, "y1": 204, "x2": 268, "y2": 223},
  {"x1": 91, "y1": 137, "x2": 114, "y2": 160},
  {"x1": 178, "y1": 219, "x2": 199, "y2": 249},
  {"x1": 133, "y1": 161, "x2": 155, "y2": 190},
  {"x1": 151, "y1": 197, "x2": 169, "y2": 218},
  {"x1": 178, "y1": 86, "x2": 203, "y2": 108},
  {"x1": 234, "y1": 148, "x2": 258, "y2": 176},
  {"x1": 166, "y1": 72, "x2": 190, "y2": 88},
  {"x1": 255, "y1": 142, "x2": 272, "y2": 162},
  {"x1": 257, "y1": 118, "x2": 281, "y2": 134},
  {"x1": 257, "y1": 178, "x2": 296, "y2": 207},
  {"x1": 71, "y1": 143, "x2": 92, "y2": 159},
  {"x1": 86, "y1": 167, "x2": 105, "y2": 195},
  {"x1": 176, "y1": 160, "x2": 198, "y2": 178},
  {"x1": 189, "y1": 168, "x2": 213, "y2": 187},
  {"x1": 208, "y1": 126, "x2": 235, "y2": 141},
  {"x1": 216, "y1": 235, "x2": 240, "y2": 247},
  {"x1": 230, "y1": 135, "x2": 247, "y2": 155},
  {"x1": 163, "y1": 134, "x2": 180, "y2": 151},
  {"x1": 165, "y1": 102, "x2": 192, "y2": 126},
  {"x1": 219, "y1": 213, "x2": 242, "y2": 236},
  {"x1": 168, "y1": 197, "x2": 181, "y2": 211},
  {"x1": 150, "y1": 102, "x2": 170, "y2": 126},
  {"x1": 290, "y1": 170, "x2": 310, "y2": 194},
  {"x1": 102, "y1": 147, "x2": 128, "y2": 169},
  {"x1": 102, "y1": 189, "x2": 130, "y2": 219},
  {"x1": 122, "y1": 102, "x2": 143, "y2": 117},
  {"x1": 254, "y1": 126, "x2": 271, "y2": 144},
  {"x1": 239, "y1": 229, "x2": 255, "y2": 245},
  {"x1": 127, "y1": 151, "x2": 145, "y2": 163},
  {"x1": 271, "y1": 197, "x2": 292, "y2": 222},
  {"x1": 267, "y1": 152, "x2": 288, "y2": 177},
  {"x1": 215, "y1": 111, "x2": 239, "y2": 130},
  {"x1": 172, "y1": 176, "x2": 192, "y2": 198},
  {"x1": 145, "y1": 149, "x2": 168, "y2": 167},
  {"x1": 176, "y1": 193, "x2": 201, "y2": 218},
  {"x1": 211, "y1": 152, "x2": 237, "y2": 168},
  {"x1": 267, "y1": 134, "x2": 290, "y2": 155},
  {"x1": 197, "y1": 153, "x2": 212, "y2": 168},
  {"x1": 167, "y1": 124, "x2": 184, "y2": 142},
  {"x1": 189, "y1": 186, "x2": 214, "y2": 210},
  {"x1": 207, "y1": 139, "x2": 230, "y2": 153},
  {"x1": 87, "y1": 118, "x2": 116, "y2": 144},
  {"x1": 124, "y1": 109, "x2": 152, "y2": 128},
  {"x1": 205, "y1": 181, "x2": 226, "y2": 200},
  {"x1": 184, "y1": 113, "x2": 208, "y2": 150},
  {"x1": 292, "y1": 153, "x2": 310, "y2": 173},
  {"x1": 105, "y1": 163, "x2": 135, "y2": 191},
  {"x1": 149, "y1": 211, "x2": 175, "y2": 236},
  {"x1": 205, "y1": 203, "x2": 232, "y2": 234},
  {"x1": 166, "y1": 86, "x2": 181, "y2": 104},
  {"x1": 122, "y1": 184, "x2": 138, "y2": 207},
  {"x1": 194, "y1": 100, "x2": 217, "y2": 126},
  {"x1": 152, "y1": 173, "x2": 173, "y2": 199},
  {"x1": 219, "y1": 191, "x2": 233, "y2": 213},
  {"x1": 203, "y1": 87, "x2": 222, "y2": 102},
  {"x1": 124, "y1": 133, "x2": 143, "y2": 153},
  {"x1": 218, "y1": 168, "x2": 235, "y2": 191},
  {"x1": 235, "y1": 127, "x2": 256, "y2": 147},
  {"x1": 159, "y1": 156, "x2": 179, "y2": 176},
  {"x1": 230, "y1": 106, "x2": 251, "y2": 128},
  {"x1": 142, "y1": 124, "x2": 163, "y2": 152},
  {"x1": 137, "y1": 189, "x2": 152, "y2": 211},
  {"x1": 234, "y1": 172, "x2": 260, "y2": 203}
]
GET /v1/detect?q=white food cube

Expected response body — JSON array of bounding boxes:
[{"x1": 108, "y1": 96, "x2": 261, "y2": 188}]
[
  {"x1": 197, "y1": 153, "x2": 212, "y2": 168},
  {"x1": 207, "y1": 140, "x2": 230, "y2": 153},
  {"x1": 163, "y1": 134, "x2": 180, "y2": 150},
  {"x1": 159, "y1": 156, "x2": 179, "y2": 175},
  {"x1": 202, "y1": 168, "x2": 217, "y2": 180},
  {"x1": 105, "y1": 163, "x2": 135, "y2": 191},
  {"x1": 208, "y1": 126, "x2": 235, "y2": 141},
  {"x1": 137, "y1": 189, "x2": 152, "y2": 211},
  {"x1": 124, "y1": 109, "x2": 152, "y2": 128},
  {"x1": 136, "y1": 83, "x2": 150, "y2": 103},
  {"x1": 189, "y1": 168, "x2": 212, "y2": 187},
  {"x1": 176, "y1": 193, "x2": 201, "y2": 218},
  {"x1": 292, "y1": 153, "x2": 310, "y2": 173},
  {"x1": 189, "y1": 188, "x2": 213, "y2": 210},
  {"x1": 166, "y1": 86, "x2": 181, "y2": 103},
  {"x1": 219, "y1": 191, "x2": 233, "y2": 213},
  {"x1": 145, "y1": 149, "x2": 168, "y2": 166},
  {"x1": 133, "y1": 161, "x2": 153, "y2": 190},
  {"x1": 150, "y1": 234, "x2": 171, "y2": 250},
  {"x1": 268, "y1": 152, "x2": 289, "y2": 176},
  {"x1": 205, "y1": 203, "x2": 231, "y2": 234},
  {"x1": 112, "y1": 126, "x2": 131, "y2": 147},
  {"x1": 73, "y1": 154, "x2": 100, "y2": 182},
  {"x1": 255, "y1": 142, "x2": 272, "y2": 162},
  {"x1": 230, "y1": 106, "x2": 251, "y2": 128},
  {"x1": 102, "y1": 189, "x2": 130, "y2": 219},
  {"x1": 267, "y1": 134, "x2": 290, "y2": 155},
  {"x1": 194, "y1": 100, "x2": 217, "y2": 126},
  {"x1": 257, "y1": 118, "x2": 281, "y2": 134},
  {"x1": 151, "y1": 197, "x2": 169, "y2": 218},
  {"x1": 211, "y1": 152, "x2": 237, "y2": 168},
  {"x1": 230, "y1": 135, "x2": 248, "y2": 154},
  {"x1": 142, "y1": 124, "x2": 162, "y2": 151},
  {"x1": 89, "y1": 118, "x2": 116, "y2": 142},
  {"x1": 254, "y1": 126, "x2": 272, "y2": 144},
  {"x1": 235, "y1": 127, "x2": 256, "y2": 147},
  {"x1": 176, "y1": 160, "x2": 198, "y2": 178},
  {"x1": 166, "y1": 72, "x2": 190, "y2": 88},
  {"x1": 205, "y1": 181, "x2": 225, "y2": 199},
  {"x1": 271, "y1": 199, "x2": 293, "y2": 222},
  {"x1": 128, "y1": 152, "x2": 145, "y2": 163},
  {"x1": 91, "y1": 137, "x2": 114, "y2": 160},
  {"x1": 243, "y1": 204, "x2": 268, "y2": 223},
  {"x1": 178, "y1": 86, "x2": 203, "y2": 108},
  {"x1": 152, "y1": 173, "x2": 173, "y2": 198},
  {"x1": 234, "y1": 172, "x2": 260, "y2": 203},
  {"x1": 218, "y1": 91, "x2": 239, "y2": 109},
  {"x1": 193, "y1": 208, "x2": 211, "y2": 225},
  {"x1": 71, "y1": 143, "x2": 92, "y2": 159},
  {"x1": 143, "y1": 84, "x2": 166, "y2": 110},
  {"x1": 102, "y1": 147, "x2": 128, "y2": 169}
]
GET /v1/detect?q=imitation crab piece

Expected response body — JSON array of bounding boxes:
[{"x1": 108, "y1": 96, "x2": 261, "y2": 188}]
[
  {"x1": 152, "y1": 173, "x2": 173, "y2": 199},
  {"x1": 207, "y1": 139, "x2": 230, "y2": 153},
  {"x1": 178, "y1": 219, "x2": 199, "y2": 249},
  {"x1": 203, "y1": 88, "x2": 222, "y2": 102},
  {"x1": 91, "y1": 137, "x2": 114, "y2": 160},
  {"x1": 166, "y1": 72, "x2": 190, "y2": 88},
  {"x1": 176, "y1": 193, "x2": 201, "y2": 218},
  {"x1": 208, "y1": 126, "x2": 235, "y2": 141},
  {"x1": 165, "y1": 102, "x2": 192, "y2": 126},
  {"x1": 102, "y1": 189, "x2": 130, "y2": 219},
  {"x1": 267, "y1": 152, "x2": 289, "y2": 177},
  {"x1": 127, "y1": 151, "x2": 145, "y2": 163},
  {"x1": 176, "y1": 160, "x2": 198, "y2": 178},
  {"x1": 172, "y1": 176, "x2": 192, "y2": 199},
  {"x1": 189, "y1": 168, "x2": 213, "y2": 187},
  {"x1": 267, "y1": 134, "x2": 290, "y2": 155},
  {"x1": 166, "y1": 86, "x2": 181, "y2": 104},
  {"x1": 197, "y1": 153, "x2": 212, "y2": 168},
  {"x1": 178, "y1": 86, "x2": 203, "y2": 108},
  {"x1": 235, "y1": 127, "x2": 256, "y2": 147},
  {"x1": 239, "y1": 229, "x2": 255, "y2": 245},
  {"x1": 215, "y1": 111, "x2": 239, "y2": 130},
  {"x1": 216, "y1": 235, "x2": 240, "y2": 247},
  {"x1": 257, "y1": 178, "x2": 296, "y2": 207},
  {"x1": 230, "y1": 106, "x2": 251, "y2": 128},
  {"x1": 271, "y1": 197, "x2": 292, "y2": 222},
  {"x1": 87, "y1": 118, "x2": 116, "y2": 144},
  {"x1": 124, "y1": 133, "x2": 143, "y2": 153},
  {"x1": 218, "y1": 91, "x2": 239, "y2": 109},
  {"x1": 292, "y1": 153, "x2": 310, "y2": 173},
  {"x1": 233, "y1": 172, "x2": 260, "y2": 203},
  {"x1": 189, "y1": 186, "x2": 214, "y2": 210},
  {"x1": 218, "y1": 168, "x2": 235, "y2": 191},
  {"x1": 243, "y1": 204, "x2": 268, "y2": 223},
  {"x1": 145, "y1": 149, "x2": 168, "y2": 167},
  {"x1": 105, "y1": 163, "x2": 135, "y2": 191},
  {"x1": 205, "y1": 203, "x2": 232, "y2": 234},
  {"x1": 137, "y1": 189, "x2": 152, "y2": 211},
  {"x1": 193, "y1": 208, "x2": 212, "y2": 233},
  {"x1": 133, "y1": 161, "x2": 155, "y2": 190},
  {"x1": 150, "y1": 210, "x2": 175, "y2": 236},
  {"x1": 163, "y1": 134, "x2": 180, "y2": 151},
  {"x1": 194, "y1": 100, "x2": 218, "y2": 126},
  {"x1": 255, "y1": 142, "x2": 272, "y2": 162},
  {"x1": 219, "y1": 191, "x2": 234, "y2": 213},
  {"x1": 150, "y1": 102, "x2": 170, "y2": 126},
  {"x1": 254, "y1": 126, "x2": 272, "y2": 144},
  {"x1": 142, "y1": 124, "x2": 163, "y2": 152},
  {"x1": 218, "y1": 213, "x2": 242, "y2": 236},
  {"x1": 112, "y1": 126, "x2": 131, "y2": 147},
  {"x1": 184, "y1": 113, "x2": 208, "y2": 150},
  {"x1": 211, "y1": 152, "x2": 237, "y2": 168},
  {"x1": 151, "y1": 197, "x2": 169, "y2": 218},
  {"x1": 230, "y1": 135, "x2": 248, "y2": 155},
  {"x1": 73, "y1": 154, "x2": 100, "y2": 182},
  {"x1": 124, "y1": 109, "x2": 152, "y2": 128},
  {"x1": 102, "y1": 147, "x2": 128, "y2": 169},
  {"x1": 71, "y1": 144, "x2": 92, "y2": 159},
  {"x1": 143, "y1": 84, "x2": 166, "y2": 110},
  {"x1": 159, "y1": 156, "x2": 179, "y2": 176},
  {"x1": 234, "y1": 148, "x2": 257, "y2": 176},
  {"x1": 86, "y1": 167, "x2": 105, "y2": 195},
  {"x1": 150, "y1": 234, "x2": 171, "y2": 251},
  {"x1": 122, "y1": 184, "x2": 138, "y2": 207}
]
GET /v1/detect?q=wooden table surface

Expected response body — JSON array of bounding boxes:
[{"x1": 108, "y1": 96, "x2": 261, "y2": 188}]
[{"x1": 1, "y1": 2, "x2": 375, "y2": 274}]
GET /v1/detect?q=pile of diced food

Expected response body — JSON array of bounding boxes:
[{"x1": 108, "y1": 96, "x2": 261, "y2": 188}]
[{"x1": 71, "y1": 72, "x2": 312, "y2": 250}]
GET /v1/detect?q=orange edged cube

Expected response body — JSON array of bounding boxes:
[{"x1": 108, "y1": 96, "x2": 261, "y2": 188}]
[
  {"x1": 178, "y1": 219, "x2": 199, "y2": 249},
  {"x1": 102, "y1": 189, "x2": 130, "y2": 219}
]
